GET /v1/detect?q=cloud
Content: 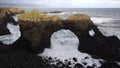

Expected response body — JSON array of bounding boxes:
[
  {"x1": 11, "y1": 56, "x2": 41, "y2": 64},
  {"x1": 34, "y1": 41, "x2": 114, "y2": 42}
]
[
  {"x1": 0, "y1": 0, "x2": 50, "y2": 8},
  {"x1": 0, "y1": 0, "x2": 120, "y2": 8}
]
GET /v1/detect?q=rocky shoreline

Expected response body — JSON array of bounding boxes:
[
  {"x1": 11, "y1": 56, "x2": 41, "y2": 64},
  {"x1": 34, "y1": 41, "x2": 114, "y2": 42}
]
[
  {"x1": 0, "y1": 8, "x2": 120, "y2": 68},
  {"x1": 0, "y1": 7, "x2": 24, "y2": 35}
]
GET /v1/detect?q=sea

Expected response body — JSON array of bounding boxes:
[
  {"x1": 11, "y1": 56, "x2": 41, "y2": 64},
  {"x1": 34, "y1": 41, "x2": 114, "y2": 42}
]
[
  {"x1": 0, "y1": 8, "x2": 120, "y2": 68},
  {"x1": 25, "y1": 8, "x2": 120, "y2": 38},
  {"x1": 40, "y1": 8, "x2": 120, "y2": 38}
]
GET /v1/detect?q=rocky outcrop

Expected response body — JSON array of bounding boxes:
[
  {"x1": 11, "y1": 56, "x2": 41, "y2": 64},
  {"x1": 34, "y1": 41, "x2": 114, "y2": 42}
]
[
  {"x1": 18, "y1": 10, "x2": 120, "y2": 63},
  {"x1": 18, "y1": 10, "x2": 63, "y2": 53},
  {"x1": 49, "y1": 11, "x2": 62, "y2": 13},
  {"x1": 18, "y1": 11, "x2": 95, "y2": 53},
  {"x1": 1, "y1": 7, "x2": 24, "y2": 15},
  {"x1": 78, "y1": 24, "x2": 120, "y2": 61},
  {"x1": 0, "y1": 7, "x2": 24, "y2": 35}
]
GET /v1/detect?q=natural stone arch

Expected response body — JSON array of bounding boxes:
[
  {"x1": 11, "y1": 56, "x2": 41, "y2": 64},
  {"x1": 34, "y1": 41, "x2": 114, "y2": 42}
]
[
  {"x1": 18, "y1": 11, "x2": 120, "y2": 62},
  {"x1": 18, "y1": 11, "x2": 94, "y2": 53}
]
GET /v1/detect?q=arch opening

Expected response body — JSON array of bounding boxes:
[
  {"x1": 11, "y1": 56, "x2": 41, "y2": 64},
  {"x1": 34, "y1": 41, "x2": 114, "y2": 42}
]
[
  {"x1": 38, "y1": 29, "x2": 102, "y2": 68},
  {"x1": 50, "y1": 29, "x2": 79, "y2": 50}
]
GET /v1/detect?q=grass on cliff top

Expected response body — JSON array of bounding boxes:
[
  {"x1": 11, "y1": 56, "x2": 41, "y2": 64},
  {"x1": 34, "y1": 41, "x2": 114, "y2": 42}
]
[
  {"x1": 7, "y1": 7, "x2": 24, "y2": 13},
  {"x1": 0, "y1": 7, "x2": 24, "y2": 15},
  {"x1": 18, "y1": 9, "x2": 52, "y2": 22},
  {"x1": 18, "y1": 9, "x2": 91, "y2": 23},
  {"x1": 67, "y1": 14, "x2": 91, "y2": 21}
]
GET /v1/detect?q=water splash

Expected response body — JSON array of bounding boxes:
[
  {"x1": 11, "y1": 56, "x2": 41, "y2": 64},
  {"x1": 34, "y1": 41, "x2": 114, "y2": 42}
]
[
  {"x1": 38, "y1": 29, "x2": 102, "y2": 68},
  {"x1": 0, "y1": 23, "x2": 21, "y2": 45}
]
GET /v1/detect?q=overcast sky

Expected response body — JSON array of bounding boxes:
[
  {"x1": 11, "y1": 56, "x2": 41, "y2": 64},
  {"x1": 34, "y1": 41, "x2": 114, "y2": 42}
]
[{"x1": 0, "y1": 0, "x2": 120, "y2": 8}]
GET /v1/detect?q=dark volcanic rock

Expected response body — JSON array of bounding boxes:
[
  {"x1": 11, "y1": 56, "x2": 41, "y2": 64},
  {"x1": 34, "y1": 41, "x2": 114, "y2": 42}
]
[
  {"x1": 49, "y1": 11, "x2": 62, "y2": 13},
  {"x1": 0, "y1": 7, "x2": 24, "y2": 35},
  {"x1": 0, "y1": 49, "x2": 43, "y2": 68},
  {"x1": 78, "y1": 25, "x2": 120, "y2": 62},
  {"x1": 0, "y1": 22, "x2": 10, "y2": 35},
  {"x1": 0, "y1": 8, "x2": 10, "y2": 35},
  {"x1": 0, "y1": 36, "x2": 45, "y2": 68},
  {"x1": 100, "y1": 62, "x2": 120, "y2": 68},
  {"x1": 74, "y1": 63, "x2": 84, "y2": 68},
  {"x1": 0, "y1": 36, "x2": 30, "y2": 53}
]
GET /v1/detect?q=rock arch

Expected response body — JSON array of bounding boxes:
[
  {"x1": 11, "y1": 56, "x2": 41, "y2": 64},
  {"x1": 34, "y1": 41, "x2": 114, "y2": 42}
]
[
  {"x1": 19, "y1": 13, "x2": 94, "y2": 53},
  {"x1": 18, "y1": 11, "x2": 120, "y2": 62},
  {"x1": 0, "y1": 8, "x2": 120, "y2": 67},
  {"x1": 50, "y1": 29, "x2": 79, "y2": 48}
]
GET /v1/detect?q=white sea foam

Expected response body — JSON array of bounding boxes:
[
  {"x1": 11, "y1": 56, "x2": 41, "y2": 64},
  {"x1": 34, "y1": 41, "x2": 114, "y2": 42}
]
[
  {"x1": 47, "y1": 12, "x2": 77, "y2": 19},
  {"x1": 47, "y1": 11, "x2": 75, "y2": 15},
  {"x1": 12, "y1": 15, "x2": 19, "y2": 22},
  {"x1": 91, "y1": 17, "x2": 115, "y2": 24},
  {"x1": 117, "y1": 62, "x2": 120, "y2": 65},
  {"x1": 98, "y1": 26, "x2": 120, "y2": 39},
  {"x1": 38, "y1": 29, "x2": 102, "y2": 68},
  {"x1": 0, "y1": 23, "x2": 21, "y2": 45},
  {"x1": 89, "y1": 29, "x2": 95, "y2": 36}
]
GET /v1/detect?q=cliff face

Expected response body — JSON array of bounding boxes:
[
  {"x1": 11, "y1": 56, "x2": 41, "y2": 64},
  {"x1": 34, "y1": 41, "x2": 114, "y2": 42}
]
[{"x1": 0, "y1": 7, "x2": 24, "y2": 35}]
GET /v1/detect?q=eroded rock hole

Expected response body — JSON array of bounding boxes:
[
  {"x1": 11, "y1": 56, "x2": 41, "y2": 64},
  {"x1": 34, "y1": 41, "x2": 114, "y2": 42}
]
[
  {"x1": 39, "y1": 29, "x2": 102, "y2": 68},
  {"x1": 51, "y1": 29, "x2": 79, "y2": 49}
]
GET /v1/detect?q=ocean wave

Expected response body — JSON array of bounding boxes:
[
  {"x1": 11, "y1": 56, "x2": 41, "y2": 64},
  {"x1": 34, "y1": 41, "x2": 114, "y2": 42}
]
[
  {"x1": 98, "y1": 26, "x2": 120, "y2": 39},
  {"x1": 91, "y1": 17, "x2": 116, "y2": 24},
  {"x1": 47, "y1": 11, "x2": 117, "y2": 24},
  {"x1": 47, "y1": 11, "x2": 78, "y2": 19},
  {"x1": 47, "y1": 11, "x2": 77, "y2": 15}
]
